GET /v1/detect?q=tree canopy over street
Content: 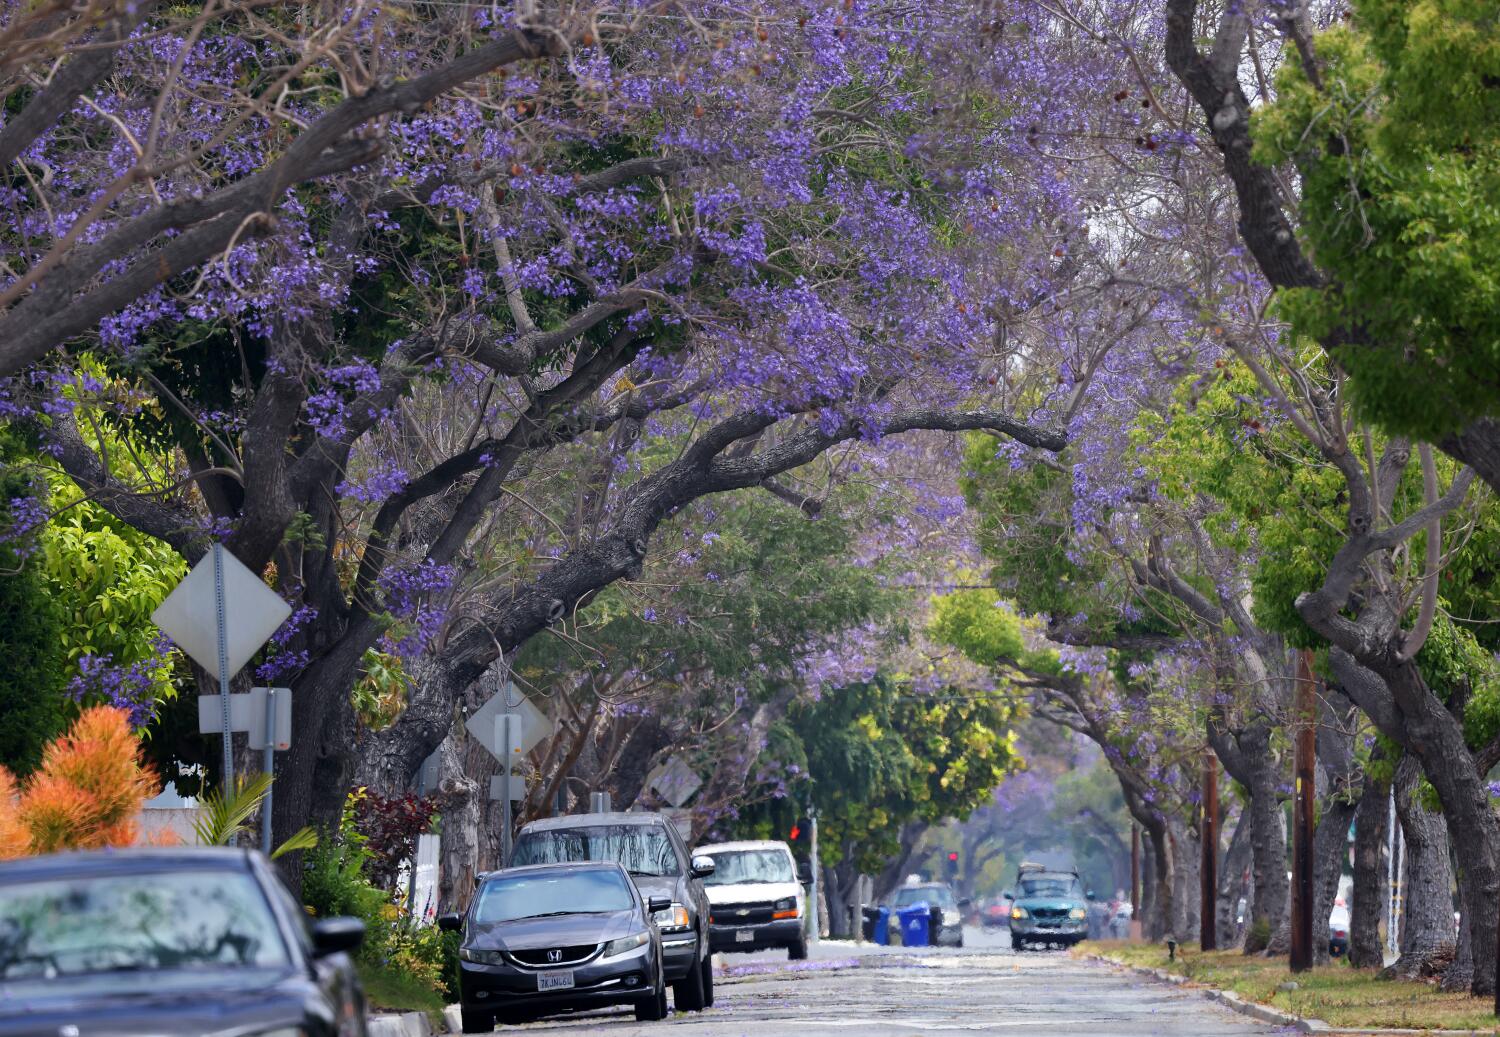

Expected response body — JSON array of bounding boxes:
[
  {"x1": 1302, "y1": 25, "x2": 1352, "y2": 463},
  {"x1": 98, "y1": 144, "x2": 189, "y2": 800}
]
[{"x1": 2, "y1": 0, "x2": 1499, "y2": 1015}]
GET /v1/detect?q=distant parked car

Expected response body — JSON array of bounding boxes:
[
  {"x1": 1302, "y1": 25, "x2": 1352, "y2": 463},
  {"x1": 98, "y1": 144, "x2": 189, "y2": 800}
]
[
  {"x1": 0, "y1": 847, "x2": 368, "y2": 1037},
  {"x1": 888, "y1": 882, "x2": 967, "y2": 947},
  {"x1": 982, "y1": 897, "x2": 1013, "y2": 929},
  {"x1": 511, "y1": 811, "x2": 715, "y2": 1012},
  {"x1": 695, "y1": 840, "x2": 811, "y2": 959},
  {"x1": 442, "y1": 862, "x2": 669, "y2": 1032},
  {"x1": 1329, "y1": 900, "x2": 1350, "y2": 957}
]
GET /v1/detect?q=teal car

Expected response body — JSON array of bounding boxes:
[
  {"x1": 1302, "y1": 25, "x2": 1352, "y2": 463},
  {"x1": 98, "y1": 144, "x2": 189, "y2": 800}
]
[{"x1": 1004, "y1": 865, "x2": 1091, "y2": 951}]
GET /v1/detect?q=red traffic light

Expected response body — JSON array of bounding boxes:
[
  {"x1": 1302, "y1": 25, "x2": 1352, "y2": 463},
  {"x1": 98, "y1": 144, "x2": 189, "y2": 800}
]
[
  {"x1": 790, "y1": 823, "x2": 801, "y2": 841},
  {"x1": 948, "y1": 852, "x2": 959, "y2": 861}
]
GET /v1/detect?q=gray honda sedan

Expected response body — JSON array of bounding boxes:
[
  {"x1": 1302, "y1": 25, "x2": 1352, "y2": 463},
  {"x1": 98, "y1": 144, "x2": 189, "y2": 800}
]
[{"x1": 440, "y1": 862, "x2": 669, "y2": 1032}]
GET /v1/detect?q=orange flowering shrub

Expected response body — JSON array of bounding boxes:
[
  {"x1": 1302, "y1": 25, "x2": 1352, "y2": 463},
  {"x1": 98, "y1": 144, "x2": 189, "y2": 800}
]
[
  {"x1": 0, "y1": 706, "x2": 157, "y2": 856},
  {"x1": 0, "y1": 768, "x2": 26, "y2": 860}
]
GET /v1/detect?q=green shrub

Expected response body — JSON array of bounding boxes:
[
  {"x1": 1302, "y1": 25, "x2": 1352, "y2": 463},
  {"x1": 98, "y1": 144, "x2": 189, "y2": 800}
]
[{"x1": 303, "y1": 790, "x2": 456, "y2": 1006}]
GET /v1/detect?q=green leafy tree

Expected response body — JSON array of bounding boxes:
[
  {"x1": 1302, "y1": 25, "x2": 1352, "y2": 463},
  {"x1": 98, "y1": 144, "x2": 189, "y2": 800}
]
[
  {"x1": 1252, "y1": 0, "x2": 1500, "y2": 443},
  {"x1": 0, "y1": 430, "x2": 67, "y2": 773}
]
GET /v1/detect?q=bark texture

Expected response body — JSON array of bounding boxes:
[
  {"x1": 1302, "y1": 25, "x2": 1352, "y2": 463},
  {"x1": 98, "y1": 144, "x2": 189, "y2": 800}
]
[
  {"x1": 1348, "y1": 763, "x2": 1390, "y2": 968},
  {"x1": 1216, "y1": 809, "x2": 1253, "y2": 949},
  {"x1": 1381, "y1": 755, "x2": 1457, "y2": 980}
]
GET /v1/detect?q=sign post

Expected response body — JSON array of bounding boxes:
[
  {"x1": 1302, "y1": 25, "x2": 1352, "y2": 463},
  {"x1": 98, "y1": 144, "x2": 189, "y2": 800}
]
[
  {"x1": 1291, "y1": 649, "x2": 1317, "y2": 973},
  {"x1": 1201, "y1": 750, "x2": 1218, "y2": 950},
  {"x1": 213, "y1": 544, "x2": 233, "y2": 790},
  {"x1": 808, "y1": 804, "x2": 820, "y2": 944},
  {"x1": 466, "y1": 678, "x2": 551, "y2": 868},
  {"x1": 154, "y1": 545, "x2": 291, "y2": 796}
]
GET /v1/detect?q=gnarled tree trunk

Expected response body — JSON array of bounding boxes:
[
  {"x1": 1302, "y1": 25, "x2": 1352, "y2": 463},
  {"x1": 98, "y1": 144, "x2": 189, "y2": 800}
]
[
  {"x1": 1216, "y1": 809, "x2": 1253, "y2": 948},
  {"x1": 1348, "y1": 762, "x2": 1390, "y2": 968},
  {"x1": 1380, "y1": 755, "x2": 1456, "y2": 979}
]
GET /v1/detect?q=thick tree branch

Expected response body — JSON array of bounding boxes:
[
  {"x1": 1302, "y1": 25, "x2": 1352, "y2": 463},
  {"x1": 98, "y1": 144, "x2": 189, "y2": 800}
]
[{"x1": 0, "y1": 27, "x2": 562, "y2": 377}]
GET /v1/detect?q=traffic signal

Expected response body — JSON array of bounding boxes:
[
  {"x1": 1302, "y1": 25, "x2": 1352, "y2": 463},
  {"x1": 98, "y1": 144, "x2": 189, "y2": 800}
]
[
  {"x1": 789, "y1": 817, "x2": 810, "y2": 845},
  {"x1": 945, "y1": 851, "x2": 959, "y2": 880}
]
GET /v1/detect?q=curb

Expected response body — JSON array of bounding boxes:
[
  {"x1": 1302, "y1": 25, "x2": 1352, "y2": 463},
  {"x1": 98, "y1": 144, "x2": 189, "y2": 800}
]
[
  {"x1": 1084, "y1": 953, "x2": 1326, "y2": 1034},
  {"x1": 1084, "y1": 953, "x2": 1499, "y2": 1036},
  {"x1": 367, "y1": 1011, "x2": 434, "y2": 1037}
]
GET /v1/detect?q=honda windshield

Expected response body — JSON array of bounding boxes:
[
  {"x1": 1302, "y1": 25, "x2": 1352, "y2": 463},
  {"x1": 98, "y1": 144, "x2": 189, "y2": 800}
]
[
  {"x1": 512, "y1": 825, "x2": 681, "y2": 877},
  {"x1": 474, "y1": 869, "x2": 635, "y2": 924}
]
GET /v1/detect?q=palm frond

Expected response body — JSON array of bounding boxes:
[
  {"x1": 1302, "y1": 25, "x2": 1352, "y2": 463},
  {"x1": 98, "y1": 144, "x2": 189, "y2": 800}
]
[
  {"x1": 192, "y1": 773, "x2": 273, "y2": 847},
  {"x1": 271, "y1": 825, "x2": 318, "y2": 860}
]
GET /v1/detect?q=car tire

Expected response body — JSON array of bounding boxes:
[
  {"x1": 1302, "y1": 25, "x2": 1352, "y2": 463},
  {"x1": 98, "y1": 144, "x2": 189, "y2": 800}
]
[
  {"x1": 1012, "y1": 936, "x2": 1026, "y2": 952},
  {"x1": 954, "y1": 931, "x2": 965, "y2": 949},
  {"x1": 461, "y1": 1008, "x2": 494, "y2": 1033},
  {"x1": 673, "y1": 949, "x2": 709, "y2": 1012},
  {"x1": 636, "y1": 978, "x2": 669, "y2": 1022},
  {"x1": 788, "y1": 934, "x2": 809, "y2": 960},
  {"x1": 702, "y1": 954, "x2": 715, "y2": 1007}
]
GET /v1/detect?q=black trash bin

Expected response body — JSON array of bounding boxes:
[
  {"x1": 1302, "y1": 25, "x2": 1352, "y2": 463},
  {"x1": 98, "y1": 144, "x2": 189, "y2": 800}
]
[
  {"x1": 929, "y1": 904, "x2": 944, "y2": 941},
  {"x1": 861, "y1": 905, "x2": 881, "y2": 941}
]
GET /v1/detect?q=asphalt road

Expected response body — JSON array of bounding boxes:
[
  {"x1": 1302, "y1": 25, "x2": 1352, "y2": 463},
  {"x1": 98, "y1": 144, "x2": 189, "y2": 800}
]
[{"x1": 474, "y1": 926, "x2": 1287, "y2": 1036}]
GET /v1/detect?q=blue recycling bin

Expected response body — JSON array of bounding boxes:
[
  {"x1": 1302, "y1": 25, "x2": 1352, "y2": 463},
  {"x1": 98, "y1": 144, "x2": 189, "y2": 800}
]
[
  {"x1": 898, "y1": 902, "x2": 930, "y2": 947},
  {"x1": 872, "y1": 906, "x2": 891, "y2": 945}
]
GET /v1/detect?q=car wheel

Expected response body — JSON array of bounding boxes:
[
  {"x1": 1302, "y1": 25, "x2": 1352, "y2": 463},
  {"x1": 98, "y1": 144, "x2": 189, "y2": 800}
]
[
  {"x1": 461, "y1": 1008, "x2": 494, "y2": 1033},
  {"x1": 702, "y1": 954, "x2": 715, "y2": 1007},
  {"x1": 1012, "y1": 937, "x2": 1026, "y2": 952},
  {"x1": 954, "y1": 931, "x2": 965, "y2": 949},
  {"x1": 673, "y1": 949, "x2": 709, "y2": 1011},
  {"x1": 636, "y1": 978, "x2": 669, "y2": 1022},
  {"x1": 788, "y1": 934, "x2": 809, "y2": 960}
]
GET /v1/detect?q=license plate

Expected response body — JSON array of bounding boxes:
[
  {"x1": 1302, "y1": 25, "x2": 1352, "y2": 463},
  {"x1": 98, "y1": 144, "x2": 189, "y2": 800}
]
[
  {"x1": 537, "y1": 970, "x2": 575, "y2": 991},
  {"x1": 735, "y1": 930, "x2": 754, "y2": 943}
]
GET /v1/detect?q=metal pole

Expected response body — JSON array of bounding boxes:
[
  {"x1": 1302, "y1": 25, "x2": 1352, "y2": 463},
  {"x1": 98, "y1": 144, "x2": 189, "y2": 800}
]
[
  {"x1": 1291, "y1": 649, "x2": 1317, "y2": 972},
  {"x1": 1394, "y1": 817, "x2": 1404, "y2": 957},
  {"x1": 213, "y1": 543, "x2": 233, "y2": 796},
  {"x1": 1201, "y1": 751, "x2": 1218, "y2": 951},
  {"x1": 808, "y1": 805, "x2": 820, "y2": 943},
  {"x1": 853, "y1": 874, "x2": 864, "y2": 945},
  {"x1": 499, "y1": 713, "x2": 513, "y2": 869},
  {"x1": 1387, "y1": 789, "x2": 1398, "y2": 958},
  {"x1": 260, "y1": 688, "x2": 276, "y2": 855}
]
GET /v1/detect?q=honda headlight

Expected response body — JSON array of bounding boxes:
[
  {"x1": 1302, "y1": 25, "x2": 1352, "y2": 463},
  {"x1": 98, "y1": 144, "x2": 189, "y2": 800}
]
[
  {"x1": 1011, "y1": 906, "x2": 1028, "y2": 920},
  {"x1": 652, "y1": 903, "x2": 691, "y2": 931},
  {"x1": 772, "y1": 896, "x2": 800, "y2": 919},
  {"x1": 603, "y1": 931, "x2": 651, "y2": 958},
  {"x1": 459, "y1": 946, "x2": 506, "y2": 965},
  {"x1": 1069, "y1": 908, "x2": 1087, "y2": 920}
]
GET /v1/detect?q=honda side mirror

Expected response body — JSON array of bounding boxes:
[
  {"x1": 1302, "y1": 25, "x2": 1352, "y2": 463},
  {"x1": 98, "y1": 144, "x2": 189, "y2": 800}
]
[
  {"x1": 647, "y1": 895, "x2": 672, "y2": 914},
  {"x1": 437, "y1": 913, "x2": 464, "y2": 932},
  {"x1": 797, "y1": 860, "x2": 813, "y2": 885},
  {"x1": 958, "y1": 897, "x2": 972, "y2": 910},
  {"x1": 1086, "y1": 890, "x2": 1097, "y2": 901},
  {"x1": 691, "y1": 855, "x2": 716, "y2": 879},
  {"x1": 1001, "y1": 891, "x2": 1013, "y2": 901},
  {"x1": 311, "y1": 917, "x2": 365, "y2": 956}
]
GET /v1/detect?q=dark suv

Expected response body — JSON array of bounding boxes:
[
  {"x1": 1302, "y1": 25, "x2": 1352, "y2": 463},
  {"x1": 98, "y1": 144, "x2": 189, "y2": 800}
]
[
  {"x1": 1004, "y1": 863, "x2": 1091, "y2": 951},
  {"x1": 511, "y1": 812, "x2": 715, "y2": 1012}
]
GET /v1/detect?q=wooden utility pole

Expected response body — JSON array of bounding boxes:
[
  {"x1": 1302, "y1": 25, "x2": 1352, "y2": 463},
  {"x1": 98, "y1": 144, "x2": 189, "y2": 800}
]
[
  {"x1": 1201, "y1": 750, "x2": 1218, "y2": 951},
  {"x1": 1290, "y1": 649, "x2": 1317, "y2": 972}
]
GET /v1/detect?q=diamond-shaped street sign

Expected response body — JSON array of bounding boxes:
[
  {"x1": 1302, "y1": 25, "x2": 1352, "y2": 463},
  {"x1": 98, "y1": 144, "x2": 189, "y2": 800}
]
[
  {"x1": 647, "y1": 755, "x2": 702, "y2": 808},
  {"x1": 465, "y1": 683, "x2": 553, "y2": 760},
  {"x1": 152, "y1": 548, "x2": 291, "y2": 680}
]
